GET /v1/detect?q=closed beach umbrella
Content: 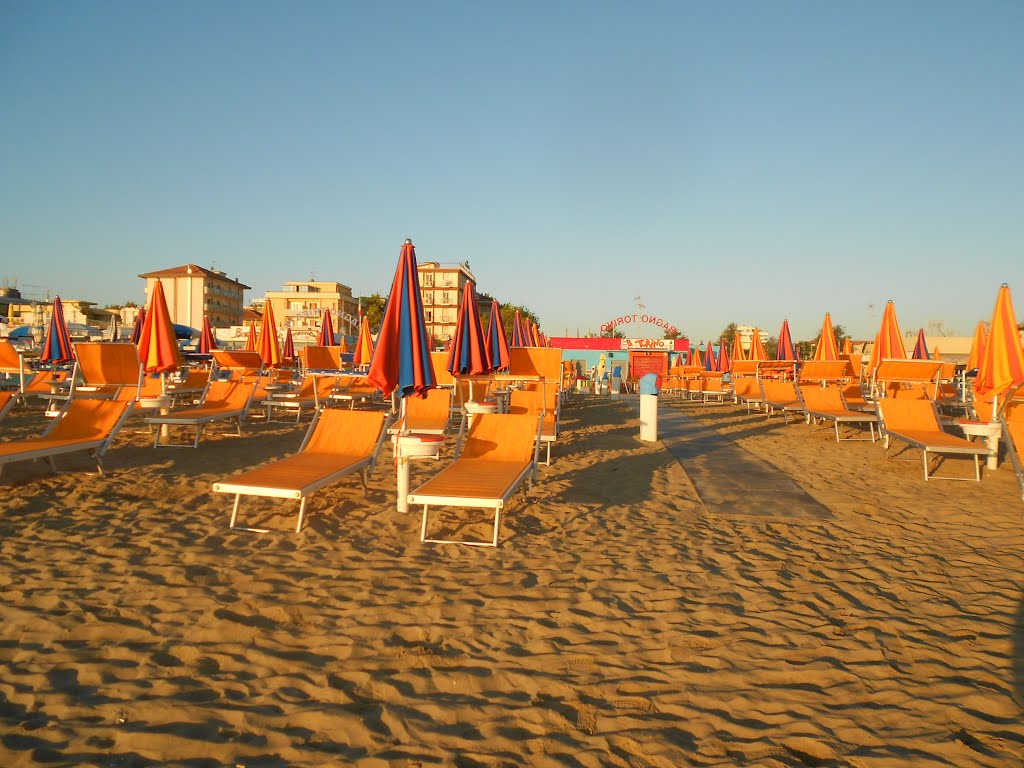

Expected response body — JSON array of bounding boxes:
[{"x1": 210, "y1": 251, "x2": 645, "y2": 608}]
[
  {"x1": 107, "y1": 313, "x2": 121, "y2": 342},
  {"x1": 317, "y1": 308, "x2": 335, "y2": 347},
  {"x1": 243, "y1": 322, "x2": 257, "y2": 352},
  {"x1": 812, "y1": 312, "x2": 839, "y2": 361},
  {"x1": 704, "y1": 340, "x2": 717, "y2": 371},
  {"x1": 339, "y1": 336, "x2": 349, "y2": 355},
  {"x1": 367, "y1": 239, "x2": 437, "y2": 399},
  {"x1": 749, "y1": 329, "x2": 768, "y2": 362},
  {"x1": 690, "y1": 342, "x2": 703, "y2": 368},
  {"x1": 717, "y1": 336, "x2": 731, "y2": 373},
  {"x1": 841, "y1": 336, "x2": 854, "y2": 355},
  {"x1": 130, "y1": 307, "x2": 147, "y2": 345},
  {"x1": 41, "y1": 296, "x2": 75, "y2": 364},
  {"x1": 258, "y1": 301, "x2": 282, "y2": 368},
  {"x1": 353, "y1": 315, "x2": 374, "y2": 367},
  {"x1": 966, "y1": 321, "x2": 987, "y2": 372},
  {"x1": 911, "y1": 328, "x2": 930, "y2": 360},
  {"x1": 868, "y1": 300, "x2": 905, "y2": 372},
  {"x1": 198, "y1": 316, "x2": 218, "y2": 354},
  {"x1": 486, "y1": 298, "x2": 510, "y2": 371},
  {"x1": 138, "y1": 281, "x2": 182, "y2": 374},
  {"x1": 730, "y1": 334, "x2": 746, "y2": 363},
  {"x1": 675, "y1": 353, "x2": 684, "y2": 367},
  {"x1": 975, "y1": 283, "x2": 1024, "y2": 401},
  {"x1": 447, "y1": 281, "x2": 489, "y2": 376},
  {"x1": 776, "y1": 319, "x2": 798, "y2": 361},
  {"x1": 931, "y1": 346, "x2": 942, "y2": 361},
  {"x1": 510, "y1": 310, "x2": 528, "y2": 347},
  {"x1": 282, "y1": 327, "x2": 295, "y2": 362}
]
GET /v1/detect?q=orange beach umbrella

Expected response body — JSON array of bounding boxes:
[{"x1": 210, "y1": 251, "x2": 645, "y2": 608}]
[
  {"x1": 730, "y1": 334, "x2": 746, "y2": 363},
  {"x1": 812, "y1": 312, "x2": 839, "y2": 361},
  {"x1": 138, "y1": 280, "x2": 182, "y2": 374},
  {"x1": 841, "y1": 337, "x2": 853, "y2": 355},
  {"x1": 243, "y1": 322, "x2": 257, "y2": 352},
  {"x1": 257, "y1": 300, "x2": 282, "y2": 368},
  {"x1": 748, "y1": 328, "x2": 767, "y2": 362},
  {"x1": 975, "y1": 283, "x2": 1024, "y2": 400},
  {"x1": 868, "y1": 300, "x2": 906, "y2": 372},
  {"x1": 353, "y1": 315, "x2": 374, "y2": 367},
  {"x1": 966, "y1": 321, "x2": 987, "y2": 372}
]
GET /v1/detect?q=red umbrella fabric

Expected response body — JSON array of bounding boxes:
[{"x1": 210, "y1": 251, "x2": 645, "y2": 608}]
[
  {"x1": 367, "y1": 239, "x2": 437, "y2": 398},
  {"x1": 717, "y1": 336, "x2": 731, "y2": 373},
  {"x1": 40, "y1": 296, "x2": 75, "y2": 364},
  {"x1": 776, "y1": 319, "x2": 798, "y2": 361},
  {"x1": 138, "y1": 281, "x2": 183, "y2": 374},
  {"x1": 485, "y1": 299, "x2": 510, "y2": 371},
  {"x1": 510, "y1": 311, "x2": 528, "y2": 347},
  {"x1": 258, "y1": 301, "x2": 282, "y2": 368},
  {"x1": 198, "y1": 316, "x2": 218, "y2": 354},
  {"x1": 130, "y1": 307, "x2": 147, "y2": 345},
  {"x1": 282, "y1": 328, "x2": 295, "y2": 362},
  {"x1": 911, "y1": 328, "x2": 930, "y2": 360},
  {"x1": 704, "y1": 340, "x2": 718, "y2": 371},
  {"x1": 447, "y1": 281, "x2": 489, "y2": 376},
  {"x1": 243, "y1": 322, "x2": 257, "y2": 352},
  {"x1": 317, "y1": 309, "x2": 335, "y2": 346}
]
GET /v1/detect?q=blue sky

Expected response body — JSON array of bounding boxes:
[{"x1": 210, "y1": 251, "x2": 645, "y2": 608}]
[{"x1": 2, "y1": 1, "x2": 1021, "y2": 343}]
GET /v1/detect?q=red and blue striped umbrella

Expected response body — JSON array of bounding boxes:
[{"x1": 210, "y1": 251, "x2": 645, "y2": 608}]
[
  {"x1": 447, "y1": 281, "x2": 489, "y2": 376},
  {"x1": 317, "y1": 308, "x2": 335, "y2": 346},
  {"x1": 198, "y1": 316, "x2": 218, "y2": 354},
  {"x1": 529, "y1": 322, "x2": 541, "y2": 347},
  {"x1": 911, "y1": 328, "x2": 930, "y2": 360},
  {"x1": 368, "y1": 239, "x2": 436, "y2": 398},
  {"x1": 130, "y1": 307, "x2": 147, "y2": 345},
  {"x1": 510, "y1": 310, "x2": 528, "y2": 347},
  {"x1": 485, "y1": 299, "x2": 510, "y2": 371},
  {"x1": 704, "y1": 340, "x2": 718, "y2": 371},
  {"x1": 776, "y1": 319, "x2": 799, "y2": 361},
  {"x1": 41, "y1": 296, "x2": 75, "y2": 363}
]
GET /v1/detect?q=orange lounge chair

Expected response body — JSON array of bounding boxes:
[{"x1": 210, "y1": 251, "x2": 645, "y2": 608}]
[
  {"x1": 211, "y1": 350, "x2": 265, "y2": 379},
  {"x1": 508, "y1": 386, "x2": 557, "y2": 466},
  {"x1": 876, "y1": 398, "x2": 993, "y2": 481},
  {"x1": 329, "y1": 375, "x2": 380, "y2": 409},
  {"x1": 212, "y1": 409, "x2": 389, "y2": 532},
  {"x1": 760, "y1": 379, "x2": 805, "y2": 424},
  {"x1": 799, "y1": 383, "x2": 878, "y2": 442},
  {"x1": 699, "y1": 371, "x2": 727, "y2": 403},
  {"x1": 146, "y1": 379, "x2": 258, "y2": 447},
  {"x1": 391, "y1": 387, "x2": 452, "y2": 436},
  {"x1": 70, "y1": 342, "x2": 144, "y2": 400},
  {"x1": 0, "y1": 391, "x2": 18, "y2": 421},
  {"x1": 730, "y1": 360, "x2": 762, "y2": 412},
  {"x1": 300, "y1": 345, "x2": 345, "y2": 374},
  {"x1": 409, "y1": 412, "x2": 541, "y2": 547},
  {"x1": 0, "y1": 340, "x2": 27, "y2": 393},
  {"x1": 264, "y1": 374, "x2": 339, "y2": 423},
  {"x1": 871, "y1": 359, "x2": 943, "y2": 401},
  {"x1": 0, "y1": 398, "x2": 133, "y2": 480}
]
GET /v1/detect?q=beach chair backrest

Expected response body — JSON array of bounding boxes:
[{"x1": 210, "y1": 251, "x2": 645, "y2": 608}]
[
  {"x1": 212, "y1": 350, "x2": 265, "y2": 377},
  {"x1": 203, "y1": 380, "x2": 254, "y2": 410},
  {"x1": 0, "y1": 340, "x2": 23, "y2": 375},
  {"x1": 799, "y1": 360, "x2": 849, "y2": 383},
  {"x1": 73, "y1": 342, "x2": 143, "y2": 388},
  {"x1": 302, "y1": 408, "x2": 386, "y2": 458},
  {"x1": 877, "y1": 398, "x2": 941, "y2": 434},
  {"x1": 798, "y1": 383, "x2": 844, "y2": 411},
  {"x1": 509, "y1": 347, "x2": 562, "y2": 383},
  {"x1": 839, "y1": 353, "x2": 863, "y2": 381},
  {"x1": 761, "y1": 379, "x2": 798, "y2": 401},
  {"x1": 430, "y1": 351, "x2": 456, "y2": 388},
  {"x1": 872, "y1": 359, "x2": 942, "y2": 395},
  {"x1": 730, "y1": 360, "x2": 759, "y2": 378},
  {"x1": 45, "y1": 398, "x2": 131, "y2": 442},
  {"x1": 300, "y1": 345, "x2": 343, "y2": 372},
  {"x1": 405, "y1": 388, "x2": 451, "y2": 430},
  {"x1": 460, "y1": 413, "x2": 539, "y2": 463},
  {"x1": 509, "y1": 388, "x2": 545, "y2": 416}
]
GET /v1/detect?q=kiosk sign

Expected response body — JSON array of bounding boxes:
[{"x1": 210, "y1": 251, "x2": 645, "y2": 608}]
[{"x1": 621, "y1": 338, "x2": 675, "y2": 350}]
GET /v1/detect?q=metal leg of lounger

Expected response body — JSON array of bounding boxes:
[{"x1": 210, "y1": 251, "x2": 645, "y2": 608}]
[
  {"x1": 295, "y1": 497, "x2": 307, "y2": 532},
  {"x1": 923, "y1": 450, "x2": 931, "y2": 481},
  {"x1": 229, "y1": 494, "x2": 242, "y2": 528},
  {"x1": 834, "y1": 422, "x2": 841, "y2": 443},
  {"x1": 193, "y1": 425, "x2": 203, "y2": 449},
  {"x1": 420, "y1": 504, "x2": 431, "y2": 542},
  {"x1": 491, "y1": 507, "x2": 501, "y2": 548}
]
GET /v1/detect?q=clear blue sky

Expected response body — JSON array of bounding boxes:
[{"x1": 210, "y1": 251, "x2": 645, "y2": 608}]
[{"x1": 2, "y1": 1, "x2": 1021, "y2": 343}]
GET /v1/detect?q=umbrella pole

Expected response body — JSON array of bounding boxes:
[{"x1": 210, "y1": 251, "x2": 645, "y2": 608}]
[{"x1": 396, "y1": 397, "x2": 410, "y2": 514}]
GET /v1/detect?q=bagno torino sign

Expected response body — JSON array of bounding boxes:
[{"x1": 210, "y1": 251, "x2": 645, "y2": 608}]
[{"x1": 600, "y1": 313, "x2": 679, "y2": 336}]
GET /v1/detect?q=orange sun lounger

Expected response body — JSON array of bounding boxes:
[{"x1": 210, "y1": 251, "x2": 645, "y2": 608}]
[
  {"x1": 799, "y1": 383, "x2": 878, "y2": 442},
  {"x1": 876, "y1": 398, "x2": 993, "y2": 481},
  {"x1": 409, "y1": 412, "x2": 541, "y2": 547},
  {"x1": 0, "y1": 398, "x2": 134, "y2": 480},
  {"x1": 146, "y1": 379, "x2": 258, "y2": 447},
  {"x1": 212, "y1": 409, "x2": 389, "y2": 532},
  {"x1": 760, "y1": 379, "x2": 805, "y2": 424}
]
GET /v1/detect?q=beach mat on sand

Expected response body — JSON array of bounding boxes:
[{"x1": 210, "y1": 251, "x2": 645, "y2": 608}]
[{"x1": 659, "y1": 408, "x2": 833, "y2": 519}]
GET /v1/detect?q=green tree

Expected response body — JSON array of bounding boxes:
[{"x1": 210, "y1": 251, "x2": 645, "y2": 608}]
[
  {"x1": 764, "y1": 336, "x2": 779, "y2": 360},
  {"x1": 601, "y1": 324, "x2": 625, "y2": 339},
  {"x1": 833, "y1": 322, "x2": 848, "y2": 350},
  {"x1": 719, "y1": 322, "x2": 739, "y2": 344},
  {"x1": 359, "y1": 293, "x2": 386, "y2": 332}
]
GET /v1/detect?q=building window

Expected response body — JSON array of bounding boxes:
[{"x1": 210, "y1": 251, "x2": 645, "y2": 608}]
[
  {"x1": 422, "y1": 273, "x2": 433, "y2": 286},
  {"x1": 441, "y1": 291, "x2": 450, "y2": 305},
  {"x1": 424, "y1": 310, "x2": 433, "y2": 323}
]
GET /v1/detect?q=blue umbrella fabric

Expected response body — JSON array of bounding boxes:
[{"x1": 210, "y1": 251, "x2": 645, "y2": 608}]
[
  {"x1": 704, "y1": 340, "x2": 718, "y2": 372},
  {"x1": 510, "y1": 310, "x2": 528, "y2": 348},
  {"x1": 911, "y1": 328, "x2": 930, "y2": 360},
  {"x1": 776, "y1": 319, "x2": 799, "y2": 361},
  {"x1": 447, "y1": 281, "x2": 489, "y2": 376},
  {"x1": 367, "y1": 239, "x2": 437, "y2": 399},
  {"x1": 486, "y1": 299, "x2": 510, "y2": 371},
  {"x1": 41, "y1": 296, "x2": 75, "y2": 363},
  {"x1": 131, "y1": 308, "x2": 147, "y2": 345}
]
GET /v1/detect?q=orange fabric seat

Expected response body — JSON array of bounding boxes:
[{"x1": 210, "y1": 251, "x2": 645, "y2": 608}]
[
  {"x1": 146, "y1": 379, "x2": 257, "y2": 447},
  {"x1": 877, "y1": 398, "x2": 992, "y2": 481},
  {"x1": 798, "y1": 384, "x2": 877, "y2": 442}
]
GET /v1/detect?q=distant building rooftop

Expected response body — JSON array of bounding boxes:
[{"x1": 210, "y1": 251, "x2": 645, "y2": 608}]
[{"x1": 138, "y1": 264, "x2": 251, "y2": 289}]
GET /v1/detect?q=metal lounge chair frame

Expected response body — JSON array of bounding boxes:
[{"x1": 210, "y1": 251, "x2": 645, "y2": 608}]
[
  {"x1": 146, "y1": 379, "x2": 258, "y2": 447},
  {"x1": 798, "y1": 383, "x2": 878, "y2": 442}
]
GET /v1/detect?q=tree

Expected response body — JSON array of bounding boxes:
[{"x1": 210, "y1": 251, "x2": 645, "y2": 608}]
[
  {"x1": 764, "y1": 336, "x2": 779, "y2": 360},
  {"x1": 359, "y1": 293, "x2": 386, "y2": 332},
  {"x1": 663, "y1": 328, "x2": 685, "y2": 340},
  {"x1": 601, "y1": 324, "x2": 625, "y2": 339},
  {"x1": 719, "y1": 322, "x2": 739, "y2": 344},
  {"x1": 833, "y1": 322, "x2": 848, "y2": 350}
]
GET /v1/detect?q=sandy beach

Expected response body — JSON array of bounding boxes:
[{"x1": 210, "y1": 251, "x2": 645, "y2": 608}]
[{"x1": 2, "y1": 394, "x2": 1023, "y2": 767}]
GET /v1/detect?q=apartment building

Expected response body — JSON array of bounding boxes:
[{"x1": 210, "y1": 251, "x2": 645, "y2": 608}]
[
  {"x1": 139, "y1": 265, "x2": 250, "y2": 329},
  {"x1": 264, "y1": 281, "x2": 360, "y2": 343},
  {"x1": 418, "y1": 261, "x2": 475, "y2": 343}
]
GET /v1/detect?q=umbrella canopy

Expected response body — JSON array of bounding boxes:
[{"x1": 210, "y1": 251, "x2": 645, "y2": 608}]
[
  {"x1": 258, "y1": 301, "x2": 283, "y2": 368},
  {"x1": 717, "y1": 336, "x2": 731, "y2": 373},
  {"x1": 339, "y1": 336, "x2": 349, "y2": 355},
  {"x1": 367, "y1": 239, "x2": 437, "y2": 398},
  {"x1": 704, "y1": 340, "x2": 718, "y2": 371},
  {"x1": 975, "y1": 283, "x2": 1024, "y2": 399},
  {"x1": 138, "y1": 281, "x2": 182, "y2": 374},
  {"x1": 931, "y1": 346, "x2": 942, "y2": 361},
  {"x1": 868, "y1": 300, "x2": 905, "y2": 371},
  {"x1": 353, "y1": 315, "x2": 374, "y2": 367},
  {"x1": 107, "y1": 314, "x2": 121, "y2": 342},
  {"x1": 447, "y1": 281, "x2": 489, "y2": 376},
  {"x1": 690, "y1": 343, "x2": 703, "y2": 368},
  {"x1": 841, "y1": 336, "x2": 853, "y2": 355},
  {"x1": 40, "y1": 296, "x2": 75, "y2": 363},
  {"x1": 198, "y1": 316, "x2": 218, "y2": 354},
  {"x1": 730, "y1": 334, "x2": 746, "y2": 363},
  {"x1": 966, "y1": 321, "x2": 987, "y2": 371},
  {"x1": 748, "y1": 329, "x2": 768, "y2": 362},
  {"x1": 776, "y1": 319, "x2": 798, "y2": 361},
  {"x1": 317, "y1": 309, "x2": 335, "y2": 346},
  {"x1": 130, "y1": 308, "x2": 147, "y2": 345},
  {"x1": 485, "y1": 299, "x2": 510, "y2": 371},
  {"x1": 911, "y1": 328, "x2": 930, "y2": 360},
  {"x1": 812, "y1": 312, "x2": 839, "y2": 361},
  {"x1": 510, "y1": 310, "x2": 528, "y2": 347},
  {"x1": 675, "y1": 353, "x2": 684, "y2": 367},
  {"x1": 243, "y1": 322, "x2": 257, "y2": 352},
  {"x1": 529, "y1": 322, "x2": 541, "y2": 347},
  {"x1": 172, "y1": 324, "x2": 198, "y2": 340},
  {"x1": 282, "y1": 327, "x2": 295, "y2": 362}
]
